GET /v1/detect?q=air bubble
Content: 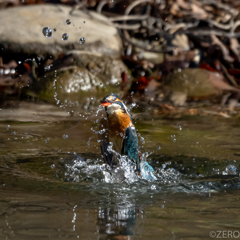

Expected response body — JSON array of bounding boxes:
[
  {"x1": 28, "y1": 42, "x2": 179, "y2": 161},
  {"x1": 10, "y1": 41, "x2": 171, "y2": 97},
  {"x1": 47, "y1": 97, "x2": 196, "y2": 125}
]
[
  {"x1": 66, "y1": 19, "x2": 71, "y2": 25},
  {"x1": 63, "y1": 134, "x2": 68, "y2": 139}
]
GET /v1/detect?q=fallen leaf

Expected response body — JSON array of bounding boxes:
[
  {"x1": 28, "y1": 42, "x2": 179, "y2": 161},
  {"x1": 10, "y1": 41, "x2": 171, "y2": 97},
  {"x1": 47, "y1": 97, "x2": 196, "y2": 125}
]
[{"x1": 191, "y1": 4, "x2": 208, "y2": 19}]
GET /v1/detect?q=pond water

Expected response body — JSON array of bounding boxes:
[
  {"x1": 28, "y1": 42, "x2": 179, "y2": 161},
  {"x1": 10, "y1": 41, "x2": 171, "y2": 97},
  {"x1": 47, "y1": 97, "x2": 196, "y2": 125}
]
[{"x1": 0, "y1": 103, "x2": 240, "y2": 240}]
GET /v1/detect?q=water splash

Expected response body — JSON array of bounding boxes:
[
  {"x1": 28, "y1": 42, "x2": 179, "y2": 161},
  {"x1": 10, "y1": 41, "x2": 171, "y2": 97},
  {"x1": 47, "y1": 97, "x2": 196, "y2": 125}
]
[{"x1": 222, "y1": 165, "x2": 238, "y2": 175}]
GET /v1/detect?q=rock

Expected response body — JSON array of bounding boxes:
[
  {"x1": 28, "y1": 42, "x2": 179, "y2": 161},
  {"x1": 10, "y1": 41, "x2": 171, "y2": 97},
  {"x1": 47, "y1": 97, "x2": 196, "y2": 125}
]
[
  {"x1": 0, "y1": 4, "x2": 122, "y2": 57},
  {"x1": 25, "y1": 52, "x2": 129, "y2": 109},
  {"x1": 163, "y1": 68, "x2": 221, "y2": 106},
  {"x1": 28, "y1": 66, "x2": 122, "y2": 110},
  {"x1": 0, "y1": 4, "x2": 131, "y2": 108},
  {"x1": 71, "y1": 51, "x2": 127, "y2": 84}
]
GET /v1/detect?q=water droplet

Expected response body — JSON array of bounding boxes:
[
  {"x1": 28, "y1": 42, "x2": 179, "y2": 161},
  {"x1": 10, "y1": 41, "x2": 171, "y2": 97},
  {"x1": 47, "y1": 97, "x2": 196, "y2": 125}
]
[
  {"x1": 62, "y1": 33, "x2": 69, "y2": 41},
  {"x1": 173, "y1": 139, "x2": 176, "y2": 142},
  {"x1": 158, "y1": 146, "x2": 161, "y2": 150},
  {"x1": 151, "y1": 185, "x2": 156, "y2": 190},
  {"x1": 63, "y1": 134, "x2": 68, "y2": 139},
  {"x1": 222, "y1": 165, "x2": 237, "y2": 175},
  {"x1": 66, "y1": 19, "x2": 71, "y2": 25},
  {"x1": 51, "y1": 164, "x2": 55, "y2": 169},
  {"x1": 44, "y1": 65, "x2": 51, "y2": 70},
  {"x1": 53, "y1": 28, "x2": 57, "y2": 32},
  {"x1": 42, "y1": 27, "x2": 52, "y2": 38},
  {"x1": 129, "y1": 102, "x2": 136, "y2": 109},
  {"x1": 79, "y1": 37, "x2": 85, "y2": 44}
]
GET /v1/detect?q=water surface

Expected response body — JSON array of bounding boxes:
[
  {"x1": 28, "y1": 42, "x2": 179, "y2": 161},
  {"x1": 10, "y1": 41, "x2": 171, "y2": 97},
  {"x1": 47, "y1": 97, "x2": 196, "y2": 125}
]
[{"x1": 0, "y1": 104, "x2": 240, "y2": 240}]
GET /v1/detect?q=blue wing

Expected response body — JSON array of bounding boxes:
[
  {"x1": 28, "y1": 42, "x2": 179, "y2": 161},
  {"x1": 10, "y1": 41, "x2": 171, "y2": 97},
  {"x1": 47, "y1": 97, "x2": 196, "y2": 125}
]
[{"x1": 121, "y1": 126, "x2": 141, "y2": 172}]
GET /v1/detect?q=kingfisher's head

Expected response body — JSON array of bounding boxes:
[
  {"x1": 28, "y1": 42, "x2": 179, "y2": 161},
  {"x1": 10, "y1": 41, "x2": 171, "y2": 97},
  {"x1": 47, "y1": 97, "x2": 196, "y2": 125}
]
[{"x1": 100, "y1": 93, "x2": 128, "y2": 115}]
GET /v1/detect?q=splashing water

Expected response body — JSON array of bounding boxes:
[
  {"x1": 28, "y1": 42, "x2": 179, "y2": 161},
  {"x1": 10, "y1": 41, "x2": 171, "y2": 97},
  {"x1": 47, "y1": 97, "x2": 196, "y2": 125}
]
[
  {"x1": 222, "y1": 164, "x2": 237, "y2": 175},
  {"x1": 65, "y1": 147, "x2": 157, "y2": 185}
]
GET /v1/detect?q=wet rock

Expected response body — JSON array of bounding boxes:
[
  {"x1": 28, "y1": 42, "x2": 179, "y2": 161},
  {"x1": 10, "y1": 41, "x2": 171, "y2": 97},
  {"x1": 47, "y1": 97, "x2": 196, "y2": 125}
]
[
  {"x1": 163, "y1": 68, "x2": 221, "y2": 106},
  {"x1": 0, "y1": 4, "x2": 122, "y2": 57},
  {"x1": 28, "y1": 66, "x2": 121, "y2": 110},
  {"x1": 26, "y1": 52, "x2": 129, "y2": 109},
  {"x1": 72, "y1": 51, "x2": 127, "y2": 85}
]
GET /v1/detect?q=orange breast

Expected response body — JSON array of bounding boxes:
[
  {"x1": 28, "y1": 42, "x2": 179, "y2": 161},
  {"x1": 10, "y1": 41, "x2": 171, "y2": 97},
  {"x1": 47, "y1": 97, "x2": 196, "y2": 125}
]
[
  {"x1": 108, "y1": 110, "x2": 132, "y2": 135},
  {"x1": 107, "y1": 110, "x2": 132, "y2": 154}
]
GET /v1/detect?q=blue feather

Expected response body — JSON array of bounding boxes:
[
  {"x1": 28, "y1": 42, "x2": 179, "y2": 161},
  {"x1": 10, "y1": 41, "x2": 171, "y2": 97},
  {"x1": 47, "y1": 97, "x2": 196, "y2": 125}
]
[{"x1": 122, "y1": 126, "x2": 141, "y2": 172}]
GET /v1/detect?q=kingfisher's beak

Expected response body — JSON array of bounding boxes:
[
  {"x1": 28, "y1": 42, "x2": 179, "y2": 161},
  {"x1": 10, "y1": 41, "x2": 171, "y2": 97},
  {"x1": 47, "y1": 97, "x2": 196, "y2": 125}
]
[
  {"x1": 100, "y1": 98, "x2": 112, "y2": 107},
  {"x1": 101, "y1": 102, "x2": 111, "y2": 107}
]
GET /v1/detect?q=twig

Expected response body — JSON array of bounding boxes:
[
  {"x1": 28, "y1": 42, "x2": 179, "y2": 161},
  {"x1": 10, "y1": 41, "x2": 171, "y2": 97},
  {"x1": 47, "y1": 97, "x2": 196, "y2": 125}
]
[
  {"x1": 96, "y1": 0, "x2": 107, "y2": 13},
  {"x1": 124, "y1": 0, "x2": 153, "y2": 16},
  {"x1": 113, "y1": 23, "x2": 141, "y2": 30},
  {"x1": 70, "y1": 0, "x2": 88, "y2": 15},
  {"x1": 109, "y1": 15, "x2": 148, "y2": 22}
]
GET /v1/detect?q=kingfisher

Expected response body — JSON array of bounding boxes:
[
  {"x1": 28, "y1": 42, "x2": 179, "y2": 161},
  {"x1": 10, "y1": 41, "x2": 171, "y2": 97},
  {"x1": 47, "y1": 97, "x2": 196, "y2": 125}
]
[{"x1": 99, "y1": 93, "x2": 156, "y2": 180}]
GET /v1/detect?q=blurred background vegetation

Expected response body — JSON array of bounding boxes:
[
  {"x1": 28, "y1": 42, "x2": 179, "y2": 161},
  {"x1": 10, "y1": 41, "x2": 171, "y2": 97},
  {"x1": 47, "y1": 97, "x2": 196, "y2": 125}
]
[{"x1": 1, "y1": 0, "x2": 240, "y2": 118}]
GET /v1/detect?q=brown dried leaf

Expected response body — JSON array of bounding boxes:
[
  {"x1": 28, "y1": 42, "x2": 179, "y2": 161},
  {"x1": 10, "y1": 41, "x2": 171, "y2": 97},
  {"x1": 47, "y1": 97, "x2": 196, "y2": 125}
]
[
  {"x1": 170, "y1": 3, "x2": 180, "y2": 16},
  {"x1": 191, "y1": 4, "x2": 208, "y2": 19}
]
